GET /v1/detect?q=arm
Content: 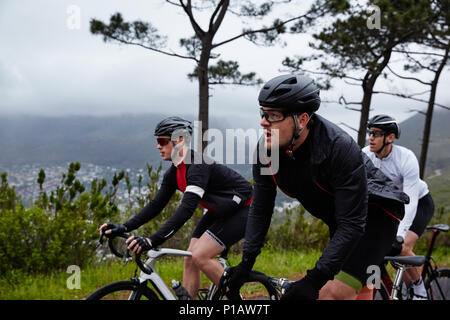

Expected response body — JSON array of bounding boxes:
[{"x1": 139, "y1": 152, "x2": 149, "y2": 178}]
[
  {"x1": 241, "y1": 151, "x2": 277, "y2": 269},
  {"x1": 396, "y1": 151, "x2": 421, "y2": 239},
  {"x1": 315, "y1": 138, "x2": 368, "y2": 277},
  {"x1": 149, "y1": 191, "x2": 201, "y2": 247},
  {"x1": 149, "y1": 163, "x2": 212, "y2": 247}
]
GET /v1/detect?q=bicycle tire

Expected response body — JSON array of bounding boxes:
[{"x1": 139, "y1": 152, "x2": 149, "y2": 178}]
[
  {"x1": 86, "y1": 280, "x2": 159, "y2": 300},
  {"x1": 426, "y1": 268, "x2": 450, "y2": 300},
  {"x1": 211, "y1": 270, "x2": 279, "y2": 301}
]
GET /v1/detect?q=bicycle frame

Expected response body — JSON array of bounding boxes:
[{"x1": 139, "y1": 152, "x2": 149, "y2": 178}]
[
  {"x1": 136, "y1": 248, "x2": 193, "y2": 300},
  {"x1": 378, "y1": 225, "x2": 448, "y2": 300},
  {"x1": 422, "y1": 228, "x2": 447, "y2": 299}
]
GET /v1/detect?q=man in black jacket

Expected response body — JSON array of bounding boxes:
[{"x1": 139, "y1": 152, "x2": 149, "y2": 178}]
[{"x1": 226, "y1": 74, "x2": 408, "y2": 300}]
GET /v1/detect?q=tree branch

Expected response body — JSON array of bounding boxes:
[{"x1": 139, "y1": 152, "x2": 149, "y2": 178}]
[
  {"x1": 386, "y1": 65, "x2": 432, "y2": 85},
  {"x1": 408, "y1": 108, "x2": 427, "y2": 115},
  {"x1": 105, "y1": 34, "x2": 198, "y2": 62},
  {"x1": 339, "y1": 122, "x2": 359, "y2": 133},
  {"x1": 179, "y1": 0, "x2": 205, "y2": 37},
  {"x1": 210, "y1": 0, "x2": 229, "y2": 36},
  {"x1": 373, "y1": 90, "x2": 450, "y2": 111},
  {"x1": 286, "y1": 67, "x2": 365, "y2": 83},
  {"x1": 211, "y1": 11, "x2": 310, "y2": 49},
  {"x1": 392, "y1": 49, "x2": 445, "y2": 57}
]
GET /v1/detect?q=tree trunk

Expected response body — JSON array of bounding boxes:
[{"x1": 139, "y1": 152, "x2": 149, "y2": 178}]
[
  {"x1": 357, "y1": 49, "x2": 393, "y2": 147},
  {"x1": 357, "y1": 77, "x2": 376, "y2": 148},
  {"x1": 419, "y1": 87, "x2": 435, "y2": 179},
  {"x1": 197, "y1": 40, "x2": 212, "y2": 153},
  {"x1": 419, "y1": 45, "x2": 449, "y2": 179}
]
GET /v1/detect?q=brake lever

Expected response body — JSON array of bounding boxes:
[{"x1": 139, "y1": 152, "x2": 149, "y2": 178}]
[
  {"x1": 96, "y1": 233, "x2": 105, "y2": 249},
  {"x1": 124, "y1": 249, "x2": 133, "y2": 265}
]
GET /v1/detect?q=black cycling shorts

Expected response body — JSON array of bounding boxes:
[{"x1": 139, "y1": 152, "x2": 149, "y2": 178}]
[
  {"x1": 410, "y1": 193, "x2": 435, "y2": 237},
  {"x1": 191, "y1": 205, "x2": 249, "y2": 250},
  {"x1": 339, "y1": 204, "x2": 399, "y2": 287}
]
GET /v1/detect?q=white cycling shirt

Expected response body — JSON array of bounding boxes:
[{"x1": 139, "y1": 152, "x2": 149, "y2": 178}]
[{"x1": 362, "y1": 144, "x2": 429, "y2": 239}]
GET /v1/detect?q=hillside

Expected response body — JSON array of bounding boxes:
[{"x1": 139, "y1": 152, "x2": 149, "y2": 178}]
[
  {"x1": 0, "y1": 110, "x2": 448, "y2": 175},
  {"x1": 396, "y1": 109, "x2": 450, "y2": 175}
]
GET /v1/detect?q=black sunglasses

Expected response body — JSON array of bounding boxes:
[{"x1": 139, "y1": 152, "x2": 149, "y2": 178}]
[
  {"x1": 367, "y1": 129, "x2": 385, "y2": 138},
  {"x1": 259, "y1": 108, "x2": 293, "y2": 123},
  {"x1": 156, "y1": 137, "x2": 171, "y2": 146}
]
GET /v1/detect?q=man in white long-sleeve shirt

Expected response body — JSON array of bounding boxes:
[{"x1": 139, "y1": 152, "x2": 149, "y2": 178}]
[{"x1": 363, "y1": 114, "x2": 435, "y2": 300}]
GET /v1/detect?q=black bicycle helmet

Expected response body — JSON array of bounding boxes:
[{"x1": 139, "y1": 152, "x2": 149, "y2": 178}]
[
  {"x1": 367, "y1": 114, "x2": 400, "y2": 139},
  {"x1": 258, "y1": 74, "x2": 320, "y2": 114},
  {"x1": 154, "y1": 116, "x2": 193, "y2": 137}
]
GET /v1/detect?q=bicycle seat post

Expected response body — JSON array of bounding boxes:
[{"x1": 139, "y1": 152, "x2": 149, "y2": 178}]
[{"x1": 391, "y1": 264, "x2": 406, "y2": 300}]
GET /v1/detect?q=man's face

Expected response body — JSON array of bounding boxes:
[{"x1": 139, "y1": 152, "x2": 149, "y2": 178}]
[
  {"x1": 260, "y1": 107, "x2": 297, "y2": 150},
  {"x1": 368, "y1": 127, "x2": 386, "y2": 153},
  {"x1": 156, "y1": 136, "x2": 173, "y2": 160}
]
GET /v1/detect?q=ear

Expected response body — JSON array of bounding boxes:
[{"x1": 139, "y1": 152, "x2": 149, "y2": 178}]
[
  {"x1": 296, "y1": 112, "x2": 310, "y2": 129},
  {"x1": 386, "y1": 133, "x2": 395, "y2": 144},
  {"x1": 174, "y1": 136, "x2": 185, "y2": 145}
]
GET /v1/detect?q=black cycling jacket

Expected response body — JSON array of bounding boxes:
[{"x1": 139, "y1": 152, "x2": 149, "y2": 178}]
[
  {"x1": 124, "y1": 150, "x2": 253, "y2": 247},
  {"x1": 243, "y1": 114, "x2": 408, "y2": 278}
]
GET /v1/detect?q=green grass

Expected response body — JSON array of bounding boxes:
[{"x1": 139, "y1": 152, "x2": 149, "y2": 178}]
[
  {"x1": 1, "y1": 245, "x2": 447, "y2": 300},
  {"x1": 0, "y1": 248, "x2": 320, "y2": 300}
]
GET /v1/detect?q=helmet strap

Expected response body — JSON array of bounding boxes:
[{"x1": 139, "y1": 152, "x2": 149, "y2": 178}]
[
  {"x1": 286, "y1": 114, "x2": 305, "y2": 160},
  {"x1": 375, "y1": 135, "x2": 392, "y2": 155}
]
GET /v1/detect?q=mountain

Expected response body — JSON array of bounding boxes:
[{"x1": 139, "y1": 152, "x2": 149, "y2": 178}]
[
  {"x1": 396, "y1": 109, "x2": 450, "y2": 175},
  {"x1": 0, "y1": 113, "x2": 237, "y2": 170},
  {"x1": 0, "y1": 110, "x2": 448, "y2": 175}
]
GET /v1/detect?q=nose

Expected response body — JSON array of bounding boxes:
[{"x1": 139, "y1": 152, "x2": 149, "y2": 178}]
[{"x1": 260, "y1": 116, "x2": 271, "y2": 127}]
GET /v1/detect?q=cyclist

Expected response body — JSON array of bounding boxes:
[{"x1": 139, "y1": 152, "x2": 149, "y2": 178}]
[
  {"x1": 363, "y1": 114, "x2": 435, "y2": 300},
  {"x1": 99, "y1": 116, "x2": 253, "y2": 299},
  {"x1": 225, "y1": 74, "x2": 408, "y2": 300}
]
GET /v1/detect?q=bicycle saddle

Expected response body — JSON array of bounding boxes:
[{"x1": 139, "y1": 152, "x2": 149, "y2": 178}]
[
  {"x1": 426, "y1": 224, "x2": 449, "y2": 232},
  {"x1": 384, "y1": 255, "x2": 426, "y2": 267}
]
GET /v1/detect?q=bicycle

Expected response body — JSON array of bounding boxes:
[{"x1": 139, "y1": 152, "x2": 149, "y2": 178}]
[
  {"x1": 376, "y1": 223, "x2": 450, "y2": 300},
  {"x1": 86, "y1": 232, "x2": 285, "y2": 300},
  {"x1": 210, "y1": 266, "x2": 294, "y2": 300}
]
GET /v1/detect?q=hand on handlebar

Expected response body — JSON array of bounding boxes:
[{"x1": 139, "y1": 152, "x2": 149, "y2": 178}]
[
  {"x1": 99, "y1": 223, "x2": 127, "y2": 239},
  {"x1": 223, "y1": 264, "x2": 250, "y2": 300},
  {"x1": 126, "y1": 235, "x2": 152, "y2": 255}
]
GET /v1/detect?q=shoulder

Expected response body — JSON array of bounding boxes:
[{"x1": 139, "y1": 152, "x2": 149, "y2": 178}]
[
  {"x1": 315, "y1": 114, "x2": 358, "y2": 150},
  {"x1": 161, "y1": 164, "x2": 177, "y2": 182},
  {"x1": 393, "y1": 145, "x2": 419, "y2": 169}
]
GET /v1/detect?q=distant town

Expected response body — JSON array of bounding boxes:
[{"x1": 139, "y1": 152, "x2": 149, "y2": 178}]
[
  {"x1": 0, "y1": 162, "x2": 152, "y2": 206},
  {"x1": 0, "y1": 162, "x2": 295, "y2": 210}
]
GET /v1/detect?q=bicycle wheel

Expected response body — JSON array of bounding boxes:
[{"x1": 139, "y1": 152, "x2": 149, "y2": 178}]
[
  {"x1": 86, "y1": 280, "x2": 159, "y2": 300},
  {"x1": 211, "y1": 270, "x2": 279, "y2": 300},
  {"x1": 426, "y1": 268, "x2": 450, "y2": 300}
]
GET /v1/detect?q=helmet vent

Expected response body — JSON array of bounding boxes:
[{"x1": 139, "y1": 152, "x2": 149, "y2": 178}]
[
  {"x1": 282, "y1": 77, "x2": 297, "y2": 85},
  {"x1": 270, "y1": 88, "x2": 291, "y2": 98}
]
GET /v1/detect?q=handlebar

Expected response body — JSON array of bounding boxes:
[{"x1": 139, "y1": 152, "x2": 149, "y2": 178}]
[{"x1": 97, "y1": 232, "x2": 153, "y2": 275}]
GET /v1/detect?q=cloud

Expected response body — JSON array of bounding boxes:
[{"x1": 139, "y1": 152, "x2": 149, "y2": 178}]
[{"x1": 1, "y1": 0, "x2": 448, "y2": 142}]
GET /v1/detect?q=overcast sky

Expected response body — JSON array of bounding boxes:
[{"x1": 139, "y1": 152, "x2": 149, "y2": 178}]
[{"x1": 1, "y1": 0, "x2": 449, "y2": 139}]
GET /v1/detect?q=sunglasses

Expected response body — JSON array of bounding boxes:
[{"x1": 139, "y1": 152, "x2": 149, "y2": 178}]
[
  {"x1": 260, "y1": 108, "x2": 293, "y2": 123},
  {"x1": 367, "y1": 129, "x2": 385, "y2": 138},
  {"x1": 156, "y1": 137, "x2": 171, "y2": 146}
]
